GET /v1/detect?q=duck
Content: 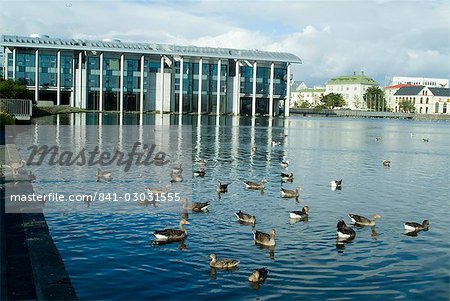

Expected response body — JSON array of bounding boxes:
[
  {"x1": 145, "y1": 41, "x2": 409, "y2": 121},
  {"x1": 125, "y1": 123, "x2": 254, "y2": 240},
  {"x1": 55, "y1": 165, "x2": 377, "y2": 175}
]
[
  {"x1": 280, "y1": 160, "x2": 289, "y2": 168},
  {"x1": 248, "y1": 268, "x2": 268, "y2": 283},
  {"x1": 336, "y1": 219, "x2": 356, "y2": 240},
  {"x1": 96, "y1": 168, "x2": 112, "y2": 181},
  {"x1": 181, "y1": 198, "x2": 210, "y2": 212},
  {"x1": 289, "y1": 206, "x2": 309, "y2": 219},
  {"x1": 281, "y1": 172, "x2": 294, "y2": 182},
  {"x1": 404, "y1": 220, "x2": 429, "y2": 232},
  {"x1": 170, "y1": 171, "x2": 183, "y2": 183},
  {"x1": 253, "y1": 229, "x2": 276, "y2": 246},
  {"x1": 216, "y1": 181, "x2": 230, "y2": 193},
  {"x1": 280, "y1": 187, "x2": 301, "y2": 199},
  {"x1": 422, "y1": 138, "x2": 429, "y2": 142},
  {"x1": 235, "y1": 210, "x2": 256, "y2": 225},
  {"x1": 330, "y1": 179, "x2": 342, "y2": 189},
  {"x1": 153, "y1": 219, "x2": 190, "y2": 242},
  {"x1": 348, "y1": 214, "x2": 381, "y2": 227},
  {"x1": 193, "y1": 170, "x2": 206, "y2": 177},
  {"x1": 382, "y1": 160, "x2": 391, "y2": 167},
  {"x1": 375, "y1": 137, "x2": 383, "y2": 142},
  {"x1": 244, "y1": 178, "x2": 267, "y2": 190},
  {"x1": 209, "y1": 253, "x2": 240, "y2": 269}
]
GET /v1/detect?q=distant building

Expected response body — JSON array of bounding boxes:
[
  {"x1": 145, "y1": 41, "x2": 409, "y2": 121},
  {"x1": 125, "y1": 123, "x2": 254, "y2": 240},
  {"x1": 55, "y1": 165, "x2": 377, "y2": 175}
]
[
  {"x1": 384, "y1": 84, "x2": 414, "y2": 111},
  {"x1": 389, "y1": 76, "x2": 449, "y2": 88},
  {"x1": 289, "y1": 81, "x2": 307, "y2": 107},
  {"x1": 295, "y1": 86, "x2": 325, "y2": 107},
  {"x1": 325, "y1": 72, "x2": 378, "y2": 110},
  {"x1": 393, "y1": 85, "x2": 450, "y2": 114}
]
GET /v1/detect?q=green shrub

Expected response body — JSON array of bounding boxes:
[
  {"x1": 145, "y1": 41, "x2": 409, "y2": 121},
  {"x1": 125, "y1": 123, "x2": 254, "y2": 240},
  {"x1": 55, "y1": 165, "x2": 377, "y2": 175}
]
[{"x1": 0, "y1": 111, "x2": 15, "y2": 129}]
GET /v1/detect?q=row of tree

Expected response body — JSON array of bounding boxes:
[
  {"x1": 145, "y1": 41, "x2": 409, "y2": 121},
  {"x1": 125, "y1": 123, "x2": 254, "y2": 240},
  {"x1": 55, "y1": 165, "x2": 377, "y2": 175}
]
[{"x1": 297, "y1": 86, "x2": 415, "y2": 113}]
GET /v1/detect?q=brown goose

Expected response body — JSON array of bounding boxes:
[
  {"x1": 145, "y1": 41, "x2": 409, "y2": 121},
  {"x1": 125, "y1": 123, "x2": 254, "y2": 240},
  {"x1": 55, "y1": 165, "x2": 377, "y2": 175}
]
[
  {"x1": 244, "y1": 178, "x2": 267, "y2": 190},
  {"x1": 248, "y1": 268, "x2": 268, "y2": 283},
  {"x1": 280, "y1": 187, "x2": 301, "y2": 199},
  {"x1": 181, "y1": 198, "x2": 210, "y2": 212},
  {"x1": 235, "y1": 210, "x2": 256, "y2": 225},
  {"x1": 348, "y1": 214, "x2": 381, "y2": 227},
  {"x1": 153, "y1": 219, "x2": 190, "y2": 242},
  {"x1": 209, "y1": 253, "x2": 240, "y2": 269},
  {"x1": 253, "y1": 229, "x2": 276, "y2": 246}
]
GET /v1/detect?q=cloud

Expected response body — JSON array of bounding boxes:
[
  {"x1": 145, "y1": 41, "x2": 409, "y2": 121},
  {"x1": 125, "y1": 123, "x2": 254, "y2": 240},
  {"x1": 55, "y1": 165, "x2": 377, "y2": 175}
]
[{"x1": 0, "y1": 0, "x2": 448, "y2": 86}]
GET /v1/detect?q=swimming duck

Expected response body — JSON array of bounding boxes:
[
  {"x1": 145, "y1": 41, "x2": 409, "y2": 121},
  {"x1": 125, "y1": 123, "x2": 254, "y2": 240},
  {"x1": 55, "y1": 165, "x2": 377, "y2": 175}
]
[
  {"x1": 280, "y1": 187, "x2": 301, "y2": 199},
  {"x1": 348, "y1": 214, "x2": 381, "y2": 227},
  {"x1": 235, "y1": 210, "x2": 256, "y2": 225},
  {"x1": 375, "y1": 137, "x2": 383, "y2": 142},
  {"x1": 216, "y1": 181, "x2": 230, "y2": 193},
  {"x1": 170, "y1": 171, "x2": 183, "y2": 183},
  {"x1": 422, "y1": 138, "x2": 429, "y2": 142},
  {"x1": 248, "y1": 268, "x2": 268, "y2": 283},
  {"x1": 289, "y1": 206, "x2": 309, "y2": 219},
  {"x1": 404, "y1": 220, "x2": 429, "y2": 232},
  {"x1": 281, "y1": 172, "x2": 294, "y2": 182},
  {"x1": 330, "y1": 179, "x2": 342, "y2": 189},
  {"x1": 153, "y1": 219, "x2": 190, "y2": 242},
  {"x1": 382, "y1": 160, "x2": 391, "y2": 167},
  {"x1": 280, "y1": 160, "x2": 289, "y2": 168},
  {"x1": 181, "y1": 198, "x2": 210, "y2": 212},
  {"x1": 336, "y1": 220, "x2": 356, "y2": 240},
  {"x1": 96, "y1": 168, "x2": 112, "y2": 181},
  {"x1": 244, "y1": 178, "x2": 267, "y2": 190},
  {"x1": 253, "y1": 229, "x2": 276, "y2": 246},
  {"x1": 193, "y1": 170, "x2": 206, "y2": 177},
  {"x1": 209, "y1": 253, "x2": 240, "y2": 269}
]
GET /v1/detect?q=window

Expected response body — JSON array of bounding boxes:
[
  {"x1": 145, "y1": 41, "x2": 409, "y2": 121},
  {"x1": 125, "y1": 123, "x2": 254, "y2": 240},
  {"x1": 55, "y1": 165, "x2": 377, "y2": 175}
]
[{"x1": 435, "y1": 102, "x2": 439, "y2": 113}]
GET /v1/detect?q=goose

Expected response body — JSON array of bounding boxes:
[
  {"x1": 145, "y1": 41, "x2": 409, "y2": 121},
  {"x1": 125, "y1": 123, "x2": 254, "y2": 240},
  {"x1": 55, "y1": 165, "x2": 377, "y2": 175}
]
[
  {"x1": 244, "y1": 178, "x2": 267, "y2": 190},
  {"x1": 235, "y1": 210, "x2": 256, "y2": 225},
  {"x1": 348, "y1": 214, "x2": 381, "y2": 227},
  {"x1": 248, "y1": 268, "x2": 268, "y2": 283},
  {"x1": 336, "y1": 219, "x2": 356, "y2": 240},
  {"x1": 96, "y1": 168, "x2": 112, "y2": 181},
  {"x1": 153, "y1": 219, "x2": 190, "y2": 242},
  {"x1": 209, "y1": 253, "x2": 240, "y2": 269},
  {"x1": 330, "y1": 179, "x2": 342, "y2": 189},
  {"x1": 181, "y1": 198, "x2": 210, "y2": 212},
  {"x1": 382, "y1": 160, "x2": 391, "y2": 167},
  {"x1": 170, "y1": 171, "x2": 183, "y2": 183},
  {"x1": 253, "y1": 229, "x2": 276, "y2": 246},
  {"x1": 281, "y1": 172, "x2": 294, "y2": 182},
  {"x1": 404, "y1": 220, "x2": 429, "y2": 232},
  {"x1": 216, "y1": 181, "x2": 230, "y2": 193},
  {"x1": 289, "y1": 206, "x2": 309, "y2": 219},
  {"x1": 193, "y1": 170, "x2": 206, "y2": 177},
  {"x1": 280, "y1": 160, "x2": 289, "y2": 168},
  {"x1": 280, "y1": 187, "x2": 301, "y2": 199}
]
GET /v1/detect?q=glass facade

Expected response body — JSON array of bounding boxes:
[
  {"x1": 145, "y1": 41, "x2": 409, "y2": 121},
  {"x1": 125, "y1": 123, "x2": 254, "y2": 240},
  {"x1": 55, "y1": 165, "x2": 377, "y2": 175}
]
[
  {"x1": 273, "y1": 67, "x2": 287, "y2": 96},
  {"x1": 39, "y1": 53, "x2": 57, "y2": 87},
  {"x1": 124, "y1": 58, "x2": 141, "y2": 111},
  {"x1": 60, "y1": 54, "x2": 73, "y2": 88},
  {"x1": 15, "y1": 51, "x2": 35, "y2": 86},
  {"x1": 87, "y1": 56, "x2": 100, "y2": 110},
  {"x1": 103, "y1": 56, "x2": 120, "y2": 111}
]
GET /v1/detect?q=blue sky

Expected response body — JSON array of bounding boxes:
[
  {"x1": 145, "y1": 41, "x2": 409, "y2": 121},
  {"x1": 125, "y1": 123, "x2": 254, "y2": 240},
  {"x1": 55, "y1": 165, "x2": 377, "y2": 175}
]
[{"x1": 0, "y1": 0, "x2": 449, "y2": 86}]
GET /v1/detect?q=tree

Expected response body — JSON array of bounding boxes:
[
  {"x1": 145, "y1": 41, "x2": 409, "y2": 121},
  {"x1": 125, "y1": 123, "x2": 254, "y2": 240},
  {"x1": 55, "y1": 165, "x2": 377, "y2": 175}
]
[
  {"x1": 363, "y1": 86, "x2": 386, "y2": 111},
  {"x1": 298, "y1": 101, "x2": 311, "y2": 108},
  {"x1": 319, "y1": 93, "x2": 346, "y2": 109},
  {"x1": 398, "y1": 99, "x2": 415, "y2": 113},
  {"x1": 0, "y1": 79, "x2": 34, "y2": 101}
]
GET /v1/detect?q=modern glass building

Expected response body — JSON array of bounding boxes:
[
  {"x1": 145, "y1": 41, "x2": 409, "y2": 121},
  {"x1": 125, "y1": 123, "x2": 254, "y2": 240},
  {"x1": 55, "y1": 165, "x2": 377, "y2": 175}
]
[{"x1": 1, "y1": 34, "x2": 301, "y2": 116}]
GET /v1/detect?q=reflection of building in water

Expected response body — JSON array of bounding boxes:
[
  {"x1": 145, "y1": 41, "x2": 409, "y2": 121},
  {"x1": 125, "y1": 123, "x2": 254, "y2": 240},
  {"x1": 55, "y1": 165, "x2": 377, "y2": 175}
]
[{"x1": 1, "y1": 34, "x2": 301, "y2": 117}]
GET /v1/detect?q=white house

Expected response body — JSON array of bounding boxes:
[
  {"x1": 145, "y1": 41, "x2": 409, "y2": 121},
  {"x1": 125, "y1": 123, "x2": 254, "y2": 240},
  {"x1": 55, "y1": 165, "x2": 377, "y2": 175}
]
[
  {"x1": 296, "y1": 86, "x2": 325, "y2": 107},
  {"x1": 393, "y1": 85, "x2": 450, "y2": 114}
]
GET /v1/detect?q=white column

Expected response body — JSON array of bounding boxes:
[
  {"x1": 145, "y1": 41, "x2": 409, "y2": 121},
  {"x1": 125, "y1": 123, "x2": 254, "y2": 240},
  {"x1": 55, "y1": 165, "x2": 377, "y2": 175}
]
[
  {"x1": 179, "y1": 57, "x2": 184, "y2": 115},
  {"x1": 269, "y1": 62, "x2": 274, "y2": 117},
  {"x1": 140, "y1": 55, "x2": 144, "y2": 114},
  {"x1": 12, "y1": 48, "x2": 16, "y2": 80},
  {"x1": 57, "y1": 50, "x2": 61, "y2": 105},
  {"x1": 216, "y1": 59, "x2": 221, "y2": 115},
  {"x1": 119, "y1": 53, "x2": 124, "y2": 113},
  {"x1": 71, "y1": 56, "x2": 75, "y2": 107},
  {"x1": 99, "y1": 52, "x2": 103, "y2": 111},
  {"x1": 35, "y1": 49, "x2": 39, "y2": 103},
  {"x1": 252, "y1": 61, "x2": 257, "y2": 116},
  {"x1": 77, "y1": 51, "x2": 82, "y2": 108},
  {"x1": 197, "y1": 58, "x2": 203, "y2": 115},
  {"x1": 233, "y1": 60, "x2": 240, "y2": 115},
  {"x1": 159, "y1": 55, "x2": 164, "y2": 113},
  {"x1": 4, "y1": 50, "x2": 7, "y2": 80},
  {"x1": 285, "y1": 63, "x2": 291, "y2": 117}
]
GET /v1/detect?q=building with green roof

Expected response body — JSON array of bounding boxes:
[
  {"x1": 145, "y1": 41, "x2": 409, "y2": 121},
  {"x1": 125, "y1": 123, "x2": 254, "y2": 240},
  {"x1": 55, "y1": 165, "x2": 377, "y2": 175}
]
[{"x1": 325, "y1": 71, "x2": 379, "y2": 110}]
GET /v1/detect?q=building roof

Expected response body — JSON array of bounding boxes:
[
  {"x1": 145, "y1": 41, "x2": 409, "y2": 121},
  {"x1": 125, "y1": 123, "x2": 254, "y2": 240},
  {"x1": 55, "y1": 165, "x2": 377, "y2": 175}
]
[
  {"x1": 394, "y1": 86, "x2": 425, "y2": 96},
  {"x1": 298, "y1": 87, "x2": 325, "y2": 93},
  {"x1": 384, "y1": 84, "x2": 414, "y2": 90},
  {"x1": 326, "y1": 74, "x2": 378, "y2": 86},
  {"x1": 428, "y1": 87, "x2": 450, "y2": 97},
  {"x1": 0, "y1": 34, "x2": 302, "y2": 64}
]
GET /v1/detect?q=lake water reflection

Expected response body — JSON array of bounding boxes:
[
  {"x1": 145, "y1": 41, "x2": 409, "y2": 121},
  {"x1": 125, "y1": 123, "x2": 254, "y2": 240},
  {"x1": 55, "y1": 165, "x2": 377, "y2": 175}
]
[{"x1": 27, "y1": 113, "x2": 449, "y2": 300}]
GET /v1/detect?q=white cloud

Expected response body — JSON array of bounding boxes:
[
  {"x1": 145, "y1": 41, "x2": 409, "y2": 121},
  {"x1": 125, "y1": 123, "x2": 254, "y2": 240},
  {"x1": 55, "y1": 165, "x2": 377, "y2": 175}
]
[{"x1": 0, "y1": 0, "x2": 448, "y2": 86}]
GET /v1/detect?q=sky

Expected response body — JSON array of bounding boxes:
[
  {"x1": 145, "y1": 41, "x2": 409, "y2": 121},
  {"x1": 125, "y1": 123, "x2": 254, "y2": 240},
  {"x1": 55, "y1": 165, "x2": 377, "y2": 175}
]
[{"x1": 0, "y1": 0, "x2": 449, "y2": 87}]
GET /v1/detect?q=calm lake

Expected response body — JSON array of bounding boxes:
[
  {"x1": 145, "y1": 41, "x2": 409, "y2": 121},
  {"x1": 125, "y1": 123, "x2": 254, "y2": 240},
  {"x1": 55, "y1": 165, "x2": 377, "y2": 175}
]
[{"x1": 22, "y1": 114, "x2": 450, "y2": 300}]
